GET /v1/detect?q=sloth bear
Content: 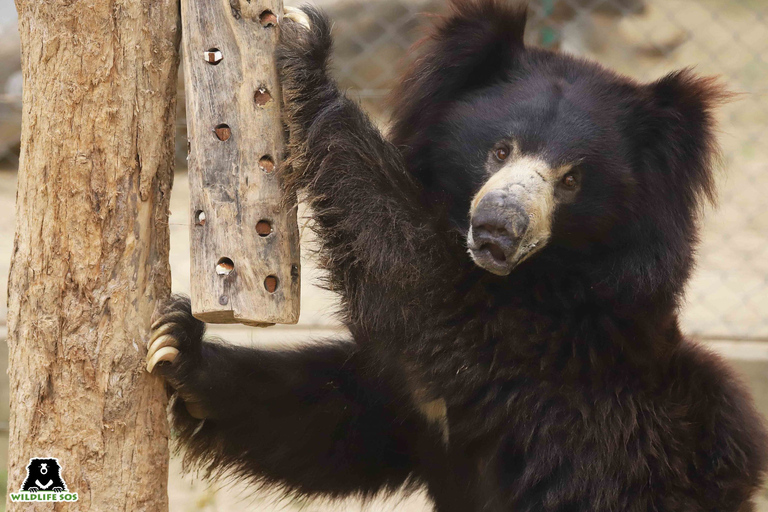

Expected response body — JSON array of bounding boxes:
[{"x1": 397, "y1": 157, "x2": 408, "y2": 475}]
[
  {"x1": 21, "y1": 458, "x2": 67, "y2": 493},
  {"x1": 146, "y1": 1, "x2": 768, "y2": 510}
]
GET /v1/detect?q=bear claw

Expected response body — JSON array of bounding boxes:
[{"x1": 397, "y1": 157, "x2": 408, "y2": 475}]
[
  {"x1": 146, "y1": 346, "x2": 179, "y2": 373},
  {"x1": 148, "y1": 323, "x2": 175, "y2": 347},
  {"x1": 148, "y1": 333, "x2": 178, "y2": 354},
  {"x1": 283, "y1": 6, "x2": 311, "y2": 30},
  {"x1": 147, "y1": 321, "x2": 181, "y2": 373},
  {"x1": 151, "y1": 311, "x2": 192, "y2": 332}
]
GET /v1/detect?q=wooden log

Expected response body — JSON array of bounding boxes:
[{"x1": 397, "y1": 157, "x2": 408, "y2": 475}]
[{"x1": 181, "y1": 0, "x2": 301, "y2": 326}]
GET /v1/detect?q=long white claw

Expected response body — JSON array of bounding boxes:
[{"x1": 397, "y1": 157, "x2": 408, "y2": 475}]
[
  {"x1": 148, "y1": 323, "x2": 176, "y2": 348},
  {"x1": 151, "y1": 312, "x2": 189, "y2": 331},
  {"x1": 146, "y1": 346, "x2": 179, "y2": 373},
  {"x1": 283, "y1": 6, "x2": 311, "y2": 30},
  {"x1": 147, "y1": 334, "x2": 178, "y2": 360}
]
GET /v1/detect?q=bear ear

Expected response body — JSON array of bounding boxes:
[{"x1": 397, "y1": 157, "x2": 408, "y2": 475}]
[
  {"x1": 430, "y1": 0, "x2": 527, "y2": 91},
  {"x1": 389, "y1": 0, "x2": 528, "y2": 153},
  {"x1": 641, "y1": 69, "x2": 730, "y2": 205}
]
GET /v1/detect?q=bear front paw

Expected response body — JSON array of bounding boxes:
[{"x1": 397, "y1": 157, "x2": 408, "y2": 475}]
[
  {"x1": 146, "y1": 296, "x2": 204, "y2": 374},
  {"x1": 27, "y1": 487, "x2": 38, "y2": 493},
  {"x1": 52, "y1": 487, "x2": 63, "y2": 493},
  {"x1": 283, "y1": 6, "x2": 311, "y2": 30},
  {"x1": 147, "y1": 296, "x2": 210, "y2": 419},
  {"x1": 277, "y1": 5, "x2": 332, "y2": 73}
]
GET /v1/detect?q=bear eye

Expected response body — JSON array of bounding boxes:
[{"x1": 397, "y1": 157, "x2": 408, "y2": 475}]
[
  {"x1": 494, "y1": 146, "x2": 510, "y2": 161},
  {"x1": 561, "y1": 173, "x2": 578, "y2": 188}
]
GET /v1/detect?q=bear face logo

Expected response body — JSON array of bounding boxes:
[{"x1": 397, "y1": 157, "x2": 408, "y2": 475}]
[{"x1": 21, "y1": 458, "x2": 68, "y2": 493}]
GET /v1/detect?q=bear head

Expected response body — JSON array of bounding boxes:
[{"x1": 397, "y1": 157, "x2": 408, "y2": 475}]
[{"x1": 390, "y1": 0, "x2": 726, "y2": 306}]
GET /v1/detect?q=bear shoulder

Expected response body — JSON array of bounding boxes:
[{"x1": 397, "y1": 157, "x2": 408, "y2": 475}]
[{"x1": 668, "y1": 342, "x2": 768, "y2": 493}]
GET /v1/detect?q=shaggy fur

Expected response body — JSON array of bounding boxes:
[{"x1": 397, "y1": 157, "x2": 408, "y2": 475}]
[{"x1": 151, "y1": 1, "x2": 768, "y2": 510}]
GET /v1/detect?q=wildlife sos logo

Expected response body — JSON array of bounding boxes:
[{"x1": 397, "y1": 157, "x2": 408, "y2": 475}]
[{"x1": 9, "y1": 457, "x2": 78, "y2": 502}]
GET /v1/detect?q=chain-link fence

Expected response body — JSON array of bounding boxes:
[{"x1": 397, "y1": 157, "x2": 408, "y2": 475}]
[{"x1": 288, "y1": 0, "x2": 768, "y2": 340}]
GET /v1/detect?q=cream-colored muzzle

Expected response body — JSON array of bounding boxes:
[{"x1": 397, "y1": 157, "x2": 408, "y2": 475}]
[{"x1": 468, "y1": 156, "x2": 556, "y2": 275}]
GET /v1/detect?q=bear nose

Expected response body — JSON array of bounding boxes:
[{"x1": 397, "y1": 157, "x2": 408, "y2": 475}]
[{"x1": 470, "y1": 190, "x2": 530, "y2": 266}]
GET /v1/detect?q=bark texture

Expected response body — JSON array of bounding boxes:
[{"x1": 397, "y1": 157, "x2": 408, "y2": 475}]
[{"x1": 8, "y1": 0, "x2": 180, "y2": 509}]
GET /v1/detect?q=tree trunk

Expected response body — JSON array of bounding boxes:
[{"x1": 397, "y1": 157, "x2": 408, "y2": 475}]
[{"x1": 7, "y1": 0, "x2": 180, "y2": 509}]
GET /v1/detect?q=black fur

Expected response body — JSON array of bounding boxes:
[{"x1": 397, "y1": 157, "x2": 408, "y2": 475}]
[{"x1": 153, "y1": 1, "x2": 768, "y2": 510}]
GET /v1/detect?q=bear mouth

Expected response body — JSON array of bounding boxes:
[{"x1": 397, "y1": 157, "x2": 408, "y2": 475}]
[
  {"x1": 481, "y1": 243, "x2": 507, "y2": 264},
  {"x1": 468, "y1": 231, "x2": 545, "y2": 276},
  {"x1": 469, "y1": 241, "x2": 517, "y2": 276}
]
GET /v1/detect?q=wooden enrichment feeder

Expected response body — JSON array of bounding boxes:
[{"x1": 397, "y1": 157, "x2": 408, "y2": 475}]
[{"x1": 181, "y1": 0, "x2": 300, "y2": 326}]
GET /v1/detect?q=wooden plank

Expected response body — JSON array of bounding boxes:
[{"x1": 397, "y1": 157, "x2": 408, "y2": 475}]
[{"x1": 181, "y1": 0, "x2": 300, "y2": 326}]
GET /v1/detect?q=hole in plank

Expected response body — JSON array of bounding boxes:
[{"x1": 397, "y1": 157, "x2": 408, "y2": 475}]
[
  {"x1": 259, "y1": 155, "x2": 275, "y2": 174},
  {"x1": 254, "y1": 87, "x2": 272, "y2": 106},
  {"x1": 216, "y1": 257, "x2": 234, "y2": 276},
  {"x1": 264, "y1": 275, "x2": 278, "y2": 293},
  {"x1": 195, "y1": 210, "x2": 206, "y2": 226},
  {"x1": 256, "y1": 220, "x2": 272, "y2": 237},
  {"x1": 214, "y1": 124, "x2": 231, "y2": 141},
  {"x1": 259, "y1": 10, "x2": 278, "y2": 27},
  {"x1": 204, "y1": 48, "x2": 223, "y2": 65}
]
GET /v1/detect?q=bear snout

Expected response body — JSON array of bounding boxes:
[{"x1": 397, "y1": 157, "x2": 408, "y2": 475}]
[
  {"x1": 469, "y1": 191, "x2": 531, "y2": 275},
  {"x1": 468, "y1": 156, "x2": 556, "y2": 275}
]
